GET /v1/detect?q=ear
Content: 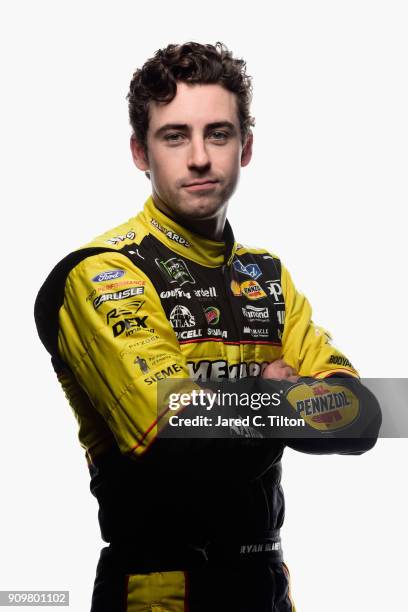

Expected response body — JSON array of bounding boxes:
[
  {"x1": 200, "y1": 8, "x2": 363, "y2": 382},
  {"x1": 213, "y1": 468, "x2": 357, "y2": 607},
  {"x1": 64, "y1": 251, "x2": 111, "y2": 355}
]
[
  {"x1": 241, "y1": 131, "x2": 253, "y2": 167},
  {"x1": 130, "y1": 136, "x2": 149, "y2": 172}
]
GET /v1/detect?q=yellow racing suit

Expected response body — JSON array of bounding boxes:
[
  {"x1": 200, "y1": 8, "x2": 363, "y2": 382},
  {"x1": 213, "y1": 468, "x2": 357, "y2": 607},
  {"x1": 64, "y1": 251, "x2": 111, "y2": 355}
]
[{"x1": 34, "y1": 196, "x2": 379, "y2": 611}]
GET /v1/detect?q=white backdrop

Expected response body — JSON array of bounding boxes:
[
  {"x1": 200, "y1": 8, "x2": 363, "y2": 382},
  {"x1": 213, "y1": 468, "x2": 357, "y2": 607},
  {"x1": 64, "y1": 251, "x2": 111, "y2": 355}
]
[{"x1": 1, "y1": 1, "x2": 407, "y2": 610}]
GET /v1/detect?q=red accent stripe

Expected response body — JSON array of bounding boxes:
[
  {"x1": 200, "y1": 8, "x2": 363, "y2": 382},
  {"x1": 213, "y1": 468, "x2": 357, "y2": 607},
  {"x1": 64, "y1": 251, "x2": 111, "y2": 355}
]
[
  {"x1": 123, "y1": 575, "x2": 129, "y2": 612},
  {"x1": 314, "y1": 367, "x2": 358, "y2": 378},
  {"x1": 183, "y1": 571, "x2": 190, "y2": 611},
  {"x1": 179, "y1": 337, "x2": 281, "y2": 346},
  {"x1": 129, "y1": 403, "x2": 171, "y2": 453}
]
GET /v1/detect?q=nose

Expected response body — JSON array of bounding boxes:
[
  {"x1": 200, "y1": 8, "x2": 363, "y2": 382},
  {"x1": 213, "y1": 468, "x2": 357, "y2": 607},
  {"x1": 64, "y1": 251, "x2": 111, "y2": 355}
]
[{"x1": 187, "y1": 136, "x2": 211, "y2": 172}]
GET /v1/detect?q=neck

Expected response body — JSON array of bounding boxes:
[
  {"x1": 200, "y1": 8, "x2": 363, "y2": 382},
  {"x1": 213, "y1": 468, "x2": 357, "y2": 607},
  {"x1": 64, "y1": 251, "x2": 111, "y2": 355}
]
[{"x1": 151, "y1": 192, "x2": 227, "y2": 241}]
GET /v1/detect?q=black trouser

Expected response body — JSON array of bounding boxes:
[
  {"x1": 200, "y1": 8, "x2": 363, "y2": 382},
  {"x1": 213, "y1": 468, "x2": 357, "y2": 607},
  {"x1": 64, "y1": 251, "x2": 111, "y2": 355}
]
[{"x1": 90, "y1": 543, "x2": 296, "y2": 612}]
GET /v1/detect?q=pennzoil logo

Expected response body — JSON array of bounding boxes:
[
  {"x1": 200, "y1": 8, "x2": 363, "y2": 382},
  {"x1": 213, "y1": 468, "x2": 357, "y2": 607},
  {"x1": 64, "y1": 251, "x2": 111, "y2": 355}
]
[
  {"x1": 241, "y1": 280, "x2": 267, "y2": 301},
  {"x1": 286, "y1": 382, "x2": 360, "y2": 431}
]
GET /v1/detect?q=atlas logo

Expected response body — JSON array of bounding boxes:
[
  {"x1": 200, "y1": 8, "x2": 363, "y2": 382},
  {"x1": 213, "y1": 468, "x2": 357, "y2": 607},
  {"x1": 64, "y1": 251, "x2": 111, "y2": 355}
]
[
  {"x1": 169, "y1": 305, "x2": 196, "y2": 329},
  {"x1": 156, "y1": 257, "x2": 195, "y2": 286},
  {"x1": 233, "y1": 259, "x2": 262, "y2": 280},
  {"x1": 92, "y1": 270, "x2": 125, "y2": 283}
]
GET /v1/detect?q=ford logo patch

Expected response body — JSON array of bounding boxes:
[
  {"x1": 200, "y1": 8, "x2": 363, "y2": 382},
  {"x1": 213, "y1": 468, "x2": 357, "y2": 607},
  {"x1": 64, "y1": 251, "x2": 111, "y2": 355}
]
[{"x1": 91, "y1": 270, "x2": 126, "y2": 282}]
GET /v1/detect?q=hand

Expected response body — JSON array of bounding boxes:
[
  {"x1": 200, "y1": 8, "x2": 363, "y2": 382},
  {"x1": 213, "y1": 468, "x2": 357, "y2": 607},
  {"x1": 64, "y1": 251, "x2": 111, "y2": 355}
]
[{"x1": 262, "y1": 359, "x2": 299, "y2": 382}]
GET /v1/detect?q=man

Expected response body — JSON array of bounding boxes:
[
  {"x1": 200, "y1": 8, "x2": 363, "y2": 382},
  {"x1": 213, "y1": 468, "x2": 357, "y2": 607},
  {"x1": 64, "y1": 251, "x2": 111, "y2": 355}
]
[{"x1": 35, "y1": 42, "x2": 381, "y2": 611}]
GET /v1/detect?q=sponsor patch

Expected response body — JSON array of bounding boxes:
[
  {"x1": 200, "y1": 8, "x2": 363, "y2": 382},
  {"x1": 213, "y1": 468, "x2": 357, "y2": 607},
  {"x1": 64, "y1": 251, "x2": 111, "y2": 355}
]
[
  {"x1": 105, "y1": 230, "x2": 136, "y2": 245},
  {"x1": 92, "y1": 270, "x2": 125, "y2": 283},
  {"x1": 329, "y1": 355, "x2": 354, "y2": 369},
  {"x1": 243, "y1": 326, "x2": 269, "y2": 339},
  {"x1": 119, "y1": 335, "x2": 160, "y2": 358},
  {"x1": 206, "y1": 327, "x2": 227, "y2": 339},
  {"x1": 230, "y1": 280, "x2": 242, "y2": 296},
  {"x1": 106, "y1": 302, "x2": 151, "y2": 338},
  {"x1": 151, "y1": 218, "x2": 190, "y2": 247},
  {"x1": 233, "y1": 259, "x2": 262, "y2": 280},
  {"x1": 242, "y1": 305, "x2": 270, "y2": 322},
  {"x1": 265, "y1": 279, "x2": 284, "y2": 303},
  {"x1": 156, "y1": 257, "x2": 195, "y2": 285},
  {"x1": 205, "y1": 306, "x2": 220, "y2": 326},
  {"x1": 194, "y1": 286, "x2": 217, "y2": 299},
  {"x1": 170, "y1": 305, "x2": 196, "y2": 329},
  {"x1": 176, "y1": 329, "x2": 203, "y2": 341},
  {"x1": 95, "y1": 280, "x2": 145, "y2": 293},
  {"x1": 240, "y1": 280, "x2": 267, "y2": 301},
  {"x1": 144, "y1": 363, "x2": 184, "y2": 385},
  {"x1": 93, "y1": 286, "x2": 144, "y2": 309},
  {"x1": 161, "y1": 288, "x2": 192, "y2": 299},
  {"x1": 286, "y1": 381, "x2": 360, "y2": 432},
  {"x1": 134, "y1": 355, "x2": 150, "y2": 374},
  {"x1": 188, "y1": 360, "x2": 270, "y2": 380}
]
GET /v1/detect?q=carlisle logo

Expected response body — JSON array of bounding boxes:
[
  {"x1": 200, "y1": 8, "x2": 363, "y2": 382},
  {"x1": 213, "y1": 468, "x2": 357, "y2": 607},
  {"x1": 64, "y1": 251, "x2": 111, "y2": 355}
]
[
  {"x1": 204, "y1": 306, "x2": 220, "y2": 326},
  {"x1": 92, "y1": 270, "x2": 125, "y2": 283},
  {"x1": 285, "y1": 381, "x2": 360, "y2": 432},
  {"x1": 240, "y1": 280, "x2": 267, "y2": 301},
  {"x1": 233, "y1": 259, "x2": 262, "y2": 280},
  {"x1": 93, "y1": 286, "x2": 144, "y2": 309}
]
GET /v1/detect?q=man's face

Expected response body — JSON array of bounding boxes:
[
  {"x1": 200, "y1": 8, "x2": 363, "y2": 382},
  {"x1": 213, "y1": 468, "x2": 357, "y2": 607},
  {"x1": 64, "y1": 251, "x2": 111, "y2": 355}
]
[{"x1": 131, "y1": 82, "x2": 252, "y2": 222}]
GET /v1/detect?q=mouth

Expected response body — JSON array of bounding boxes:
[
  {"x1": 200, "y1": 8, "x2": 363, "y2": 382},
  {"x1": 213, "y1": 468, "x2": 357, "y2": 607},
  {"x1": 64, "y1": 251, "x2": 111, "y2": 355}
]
[{"x1": 183, "y1": 179, "x2": 219, "y2": 192}]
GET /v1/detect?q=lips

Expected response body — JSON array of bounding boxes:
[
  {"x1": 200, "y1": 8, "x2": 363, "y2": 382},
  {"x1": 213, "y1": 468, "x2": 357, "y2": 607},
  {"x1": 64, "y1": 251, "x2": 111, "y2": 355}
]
[{"x1": 183, "y1": 179, "x2": 218, "y2": 187}]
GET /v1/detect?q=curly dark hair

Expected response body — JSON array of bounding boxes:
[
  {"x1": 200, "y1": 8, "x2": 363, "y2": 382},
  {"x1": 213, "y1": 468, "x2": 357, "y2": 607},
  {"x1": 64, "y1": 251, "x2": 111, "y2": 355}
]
[{"x1": 127, "y1": 42, "x2": 255, "y2": 150}]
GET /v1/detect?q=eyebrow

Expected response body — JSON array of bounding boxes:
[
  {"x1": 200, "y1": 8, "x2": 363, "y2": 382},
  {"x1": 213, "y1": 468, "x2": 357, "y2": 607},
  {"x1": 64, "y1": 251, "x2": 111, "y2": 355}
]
[{"x1": 154, "y1": 121, "x2": 237, "y2": 138}]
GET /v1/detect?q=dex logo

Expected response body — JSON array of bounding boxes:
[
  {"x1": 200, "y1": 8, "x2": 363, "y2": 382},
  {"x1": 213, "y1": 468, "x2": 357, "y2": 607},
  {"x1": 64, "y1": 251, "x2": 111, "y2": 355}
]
[{"x1": 106, "y1": 302, "x2": 148, "y2": 337}]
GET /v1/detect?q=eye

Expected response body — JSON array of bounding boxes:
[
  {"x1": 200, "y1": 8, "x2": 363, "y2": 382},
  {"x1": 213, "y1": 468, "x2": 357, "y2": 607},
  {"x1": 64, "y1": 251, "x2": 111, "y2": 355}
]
[
  {"x1": 164, "y1": 132, "x2": 185, "y2": 143},
  {"x1": 209, "y1": 131, "x2": 229, "y2": 142}
]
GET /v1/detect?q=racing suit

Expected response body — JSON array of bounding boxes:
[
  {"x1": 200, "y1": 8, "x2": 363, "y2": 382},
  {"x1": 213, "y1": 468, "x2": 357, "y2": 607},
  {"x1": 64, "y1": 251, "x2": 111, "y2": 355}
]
[{"x1": 35, "y1": 196, "x2": 380, "y2": 611}]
